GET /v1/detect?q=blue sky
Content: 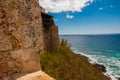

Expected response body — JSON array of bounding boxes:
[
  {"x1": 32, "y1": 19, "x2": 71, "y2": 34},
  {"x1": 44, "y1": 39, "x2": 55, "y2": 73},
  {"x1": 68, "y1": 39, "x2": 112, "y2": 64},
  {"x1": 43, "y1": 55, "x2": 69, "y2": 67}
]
[{"x1": 40, "y1": 0, "x2": 120, "y2": 35}]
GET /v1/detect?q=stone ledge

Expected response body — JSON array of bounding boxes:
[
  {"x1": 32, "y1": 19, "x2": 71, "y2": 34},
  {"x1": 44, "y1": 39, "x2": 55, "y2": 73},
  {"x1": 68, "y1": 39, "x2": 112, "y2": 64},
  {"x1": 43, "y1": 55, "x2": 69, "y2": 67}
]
[{"x1": 16, "y1": 70, "x2": 55, "y2": 80}]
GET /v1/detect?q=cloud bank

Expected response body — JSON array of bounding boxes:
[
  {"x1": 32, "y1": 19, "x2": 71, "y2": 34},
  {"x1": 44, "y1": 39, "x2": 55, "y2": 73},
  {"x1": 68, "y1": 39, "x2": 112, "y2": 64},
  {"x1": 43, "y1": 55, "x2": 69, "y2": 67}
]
[{"x1": 39, "y1": 0, "x2": 94, "y2": 13}]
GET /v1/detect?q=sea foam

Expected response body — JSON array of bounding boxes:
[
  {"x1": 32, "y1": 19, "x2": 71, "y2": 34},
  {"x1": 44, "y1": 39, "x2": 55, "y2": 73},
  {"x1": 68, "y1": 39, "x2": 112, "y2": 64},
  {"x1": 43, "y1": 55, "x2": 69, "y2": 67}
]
[{"x1": 71, "y1": 47, "x2": 120, "y2": 80}]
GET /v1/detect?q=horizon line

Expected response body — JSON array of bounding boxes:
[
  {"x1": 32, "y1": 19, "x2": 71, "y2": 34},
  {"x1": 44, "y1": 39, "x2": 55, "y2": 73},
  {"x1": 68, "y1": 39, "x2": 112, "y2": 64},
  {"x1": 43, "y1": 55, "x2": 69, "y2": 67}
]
[{"x1": 59, "y1": 33, "x2": 120, "y2": 36}]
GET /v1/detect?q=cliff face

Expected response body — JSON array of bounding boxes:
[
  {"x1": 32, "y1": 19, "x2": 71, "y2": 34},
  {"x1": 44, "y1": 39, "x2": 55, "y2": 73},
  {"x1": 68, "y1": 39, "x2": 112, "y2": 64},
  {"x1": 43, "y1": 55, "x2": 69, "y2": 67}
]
[
  {"x1": 41, "y1": 13, "x2": 59, "y2": 52},
  {"x1": 0, "y1": 0, "x2": 58, "y2": 79}
]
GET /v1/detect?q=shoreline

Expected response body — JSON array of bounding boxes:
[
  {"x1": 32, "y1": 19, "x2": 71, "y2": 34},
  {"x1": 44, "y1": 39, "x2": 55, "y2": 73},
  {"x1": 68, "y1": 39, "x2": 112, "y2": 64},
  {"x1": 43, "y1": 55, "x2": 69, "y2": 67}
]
[
  {"x1": 72, "y1": 49, "x2": 119, "y2": 80},
  {"x1": 75, "y1": 54, "x2": 106, "y2": 72}
]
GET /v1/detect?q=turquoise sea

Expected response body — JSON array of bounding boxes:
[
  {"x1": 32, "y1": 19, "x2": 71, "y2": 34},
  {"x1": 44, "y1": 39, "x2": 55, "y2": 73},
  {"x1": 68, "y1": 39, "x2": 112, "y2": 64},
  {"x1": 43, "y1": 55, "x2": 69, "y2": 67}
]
[{"x1": 60, "y1": 34, "x2": 120, "y2": 80}]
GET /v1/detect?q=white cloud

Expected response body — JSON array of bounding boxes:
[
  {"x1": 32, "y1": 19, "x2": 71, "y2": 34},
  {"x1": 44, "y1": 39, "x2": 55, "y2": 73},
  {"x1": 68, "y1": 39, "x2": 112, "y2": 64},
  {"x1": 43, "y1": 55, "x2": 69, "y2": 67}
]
[
  {"x1": 99, "y1": 7, "x2": 103, "y2": 10},
  {"x1": 39, "y1": 0, "x2": 94, "y2": 13},
  {"x1": 66, "y1": 14, "x2": 74, "y2": 19}
]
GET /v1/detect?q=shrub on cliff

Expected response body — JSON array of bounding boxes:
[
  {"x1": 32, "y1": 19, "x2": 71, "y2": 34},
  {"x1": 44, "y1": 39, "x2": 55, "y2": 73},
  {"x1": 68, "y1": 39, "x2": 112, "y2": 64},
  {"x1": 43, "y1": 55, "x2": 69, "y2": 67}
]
[{"x1": 40, "y1": 39, "x2": 109, "y2": 80}]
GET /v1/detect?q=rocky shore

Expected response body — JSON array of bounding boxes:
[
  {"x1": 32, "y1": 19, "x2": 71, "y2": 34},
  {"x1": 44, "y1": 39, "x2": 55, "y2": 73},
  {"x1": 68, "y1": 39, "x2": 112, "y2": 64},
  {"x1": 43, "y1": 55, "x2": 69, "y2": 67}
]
[
  {"x1": 93, "y1": 63, "x2": 106, "y2": 73},
  {"x1": 76, "y1": 53, "x2": 120, "y2": 80},
  {"x1": 76, "y1": 54, "x2": 106, "y2": 72},
  {"x1": 75, "y1": 54, "x2": 109, "y2": 79}
]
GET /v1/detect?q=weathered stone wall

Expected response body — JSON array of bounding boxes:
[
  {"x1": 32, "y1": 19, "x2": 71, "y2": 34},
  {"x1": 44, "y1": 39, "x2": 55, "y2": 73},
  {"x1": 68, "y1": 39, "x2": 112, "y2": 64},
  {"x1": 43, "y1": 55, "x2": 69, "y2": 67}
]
[
  {"x1": 0, "y1": 0, "x2": 44, "y2": 79},
  {"x1": 0, "y1": 0, "x2": 59, "y2": 79},
  {"x1": 50, "y1": 25, "x2": 59, "y2": 52},
  {"x1": 43, "y1": 25, "x2": 59, "y2": 52},
  {"x1": 41, "y1": 13, "x2": 59, "y2": 52}
]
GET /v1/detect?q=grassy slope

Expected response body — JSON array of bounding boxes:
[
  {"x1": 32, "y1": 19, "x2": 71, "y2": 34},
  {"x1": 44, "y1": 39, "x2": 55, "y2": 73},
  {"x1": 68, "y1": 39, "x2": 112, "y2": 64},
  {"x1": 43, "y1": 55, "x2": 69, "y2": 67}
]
[{"x1": 40, "y1": 45, "x2": 109, "y2": 80}]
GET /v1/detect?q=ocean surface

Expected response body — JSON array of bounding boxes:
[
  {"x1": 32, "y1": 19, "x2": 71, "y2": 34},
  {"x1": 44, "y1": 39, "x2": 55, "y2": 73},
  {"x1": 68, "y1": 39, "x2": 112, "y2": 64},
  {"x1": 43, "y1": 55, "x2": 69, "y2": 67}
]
[{"x1": 60, "y1": 34, "x2": 120, "y2": 80}]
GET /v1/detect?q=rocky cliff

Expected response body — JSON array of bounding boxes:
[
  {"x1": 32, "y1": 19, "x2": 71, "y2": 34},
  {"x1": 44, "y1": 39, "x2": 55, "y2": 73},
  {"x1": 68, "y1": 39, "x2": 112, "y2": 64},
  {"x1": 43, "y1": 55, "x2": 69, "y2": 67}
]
[
  {"x1": 41, "y1": 13, "x2": 59, "y2": 52},
  {"x1": 0, "y1": 0, "x2": 58, "y2": 79}
]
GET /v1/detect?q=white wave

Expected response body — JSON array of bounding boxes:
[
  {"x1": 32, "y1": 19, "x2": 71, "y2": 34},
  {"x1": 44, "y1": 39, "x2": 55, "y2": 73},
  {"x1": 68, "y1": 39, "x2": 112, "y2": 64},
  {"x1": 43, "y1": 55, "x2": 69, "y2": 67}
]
[{"x1": 71, "y1": 47, "x2": 120, "y2": 80}]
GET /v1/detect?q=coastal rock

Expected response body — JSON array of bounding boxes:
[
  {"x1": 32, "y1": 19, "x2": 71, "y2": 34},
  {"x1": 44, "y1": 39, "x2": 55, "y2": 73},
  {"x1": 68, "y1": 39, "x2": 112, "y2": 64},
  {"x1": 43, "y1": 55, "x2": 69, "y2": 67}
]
[
  {"x1": 94, "y1": 64, "x2": 106, "y2": 72},
  {"x1": 117, "y1": 77, "x2": 120, "y2": 80}
]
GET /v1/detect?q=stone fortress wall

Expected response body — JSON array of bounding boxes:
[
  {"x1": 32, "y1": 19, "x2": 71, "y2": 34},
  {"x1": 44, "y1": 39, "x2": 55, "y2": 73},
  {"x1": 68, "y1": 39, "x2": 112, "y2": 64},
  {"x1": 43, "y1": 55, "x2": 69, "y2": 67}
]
[{"x1": 0, "y1": 0, "x2": 59, "y2": 79}]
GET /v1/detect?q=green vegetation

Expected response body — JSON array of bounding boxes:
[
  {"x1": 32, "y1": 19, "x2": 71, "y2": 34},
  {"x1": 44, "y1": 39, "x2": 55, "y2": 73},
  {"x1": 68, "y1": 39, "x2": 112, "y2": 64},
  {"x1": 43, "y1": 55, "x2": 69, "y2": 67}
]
[{"x1": 40, "y1": 39, "x2": 109, "y2": 80}]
